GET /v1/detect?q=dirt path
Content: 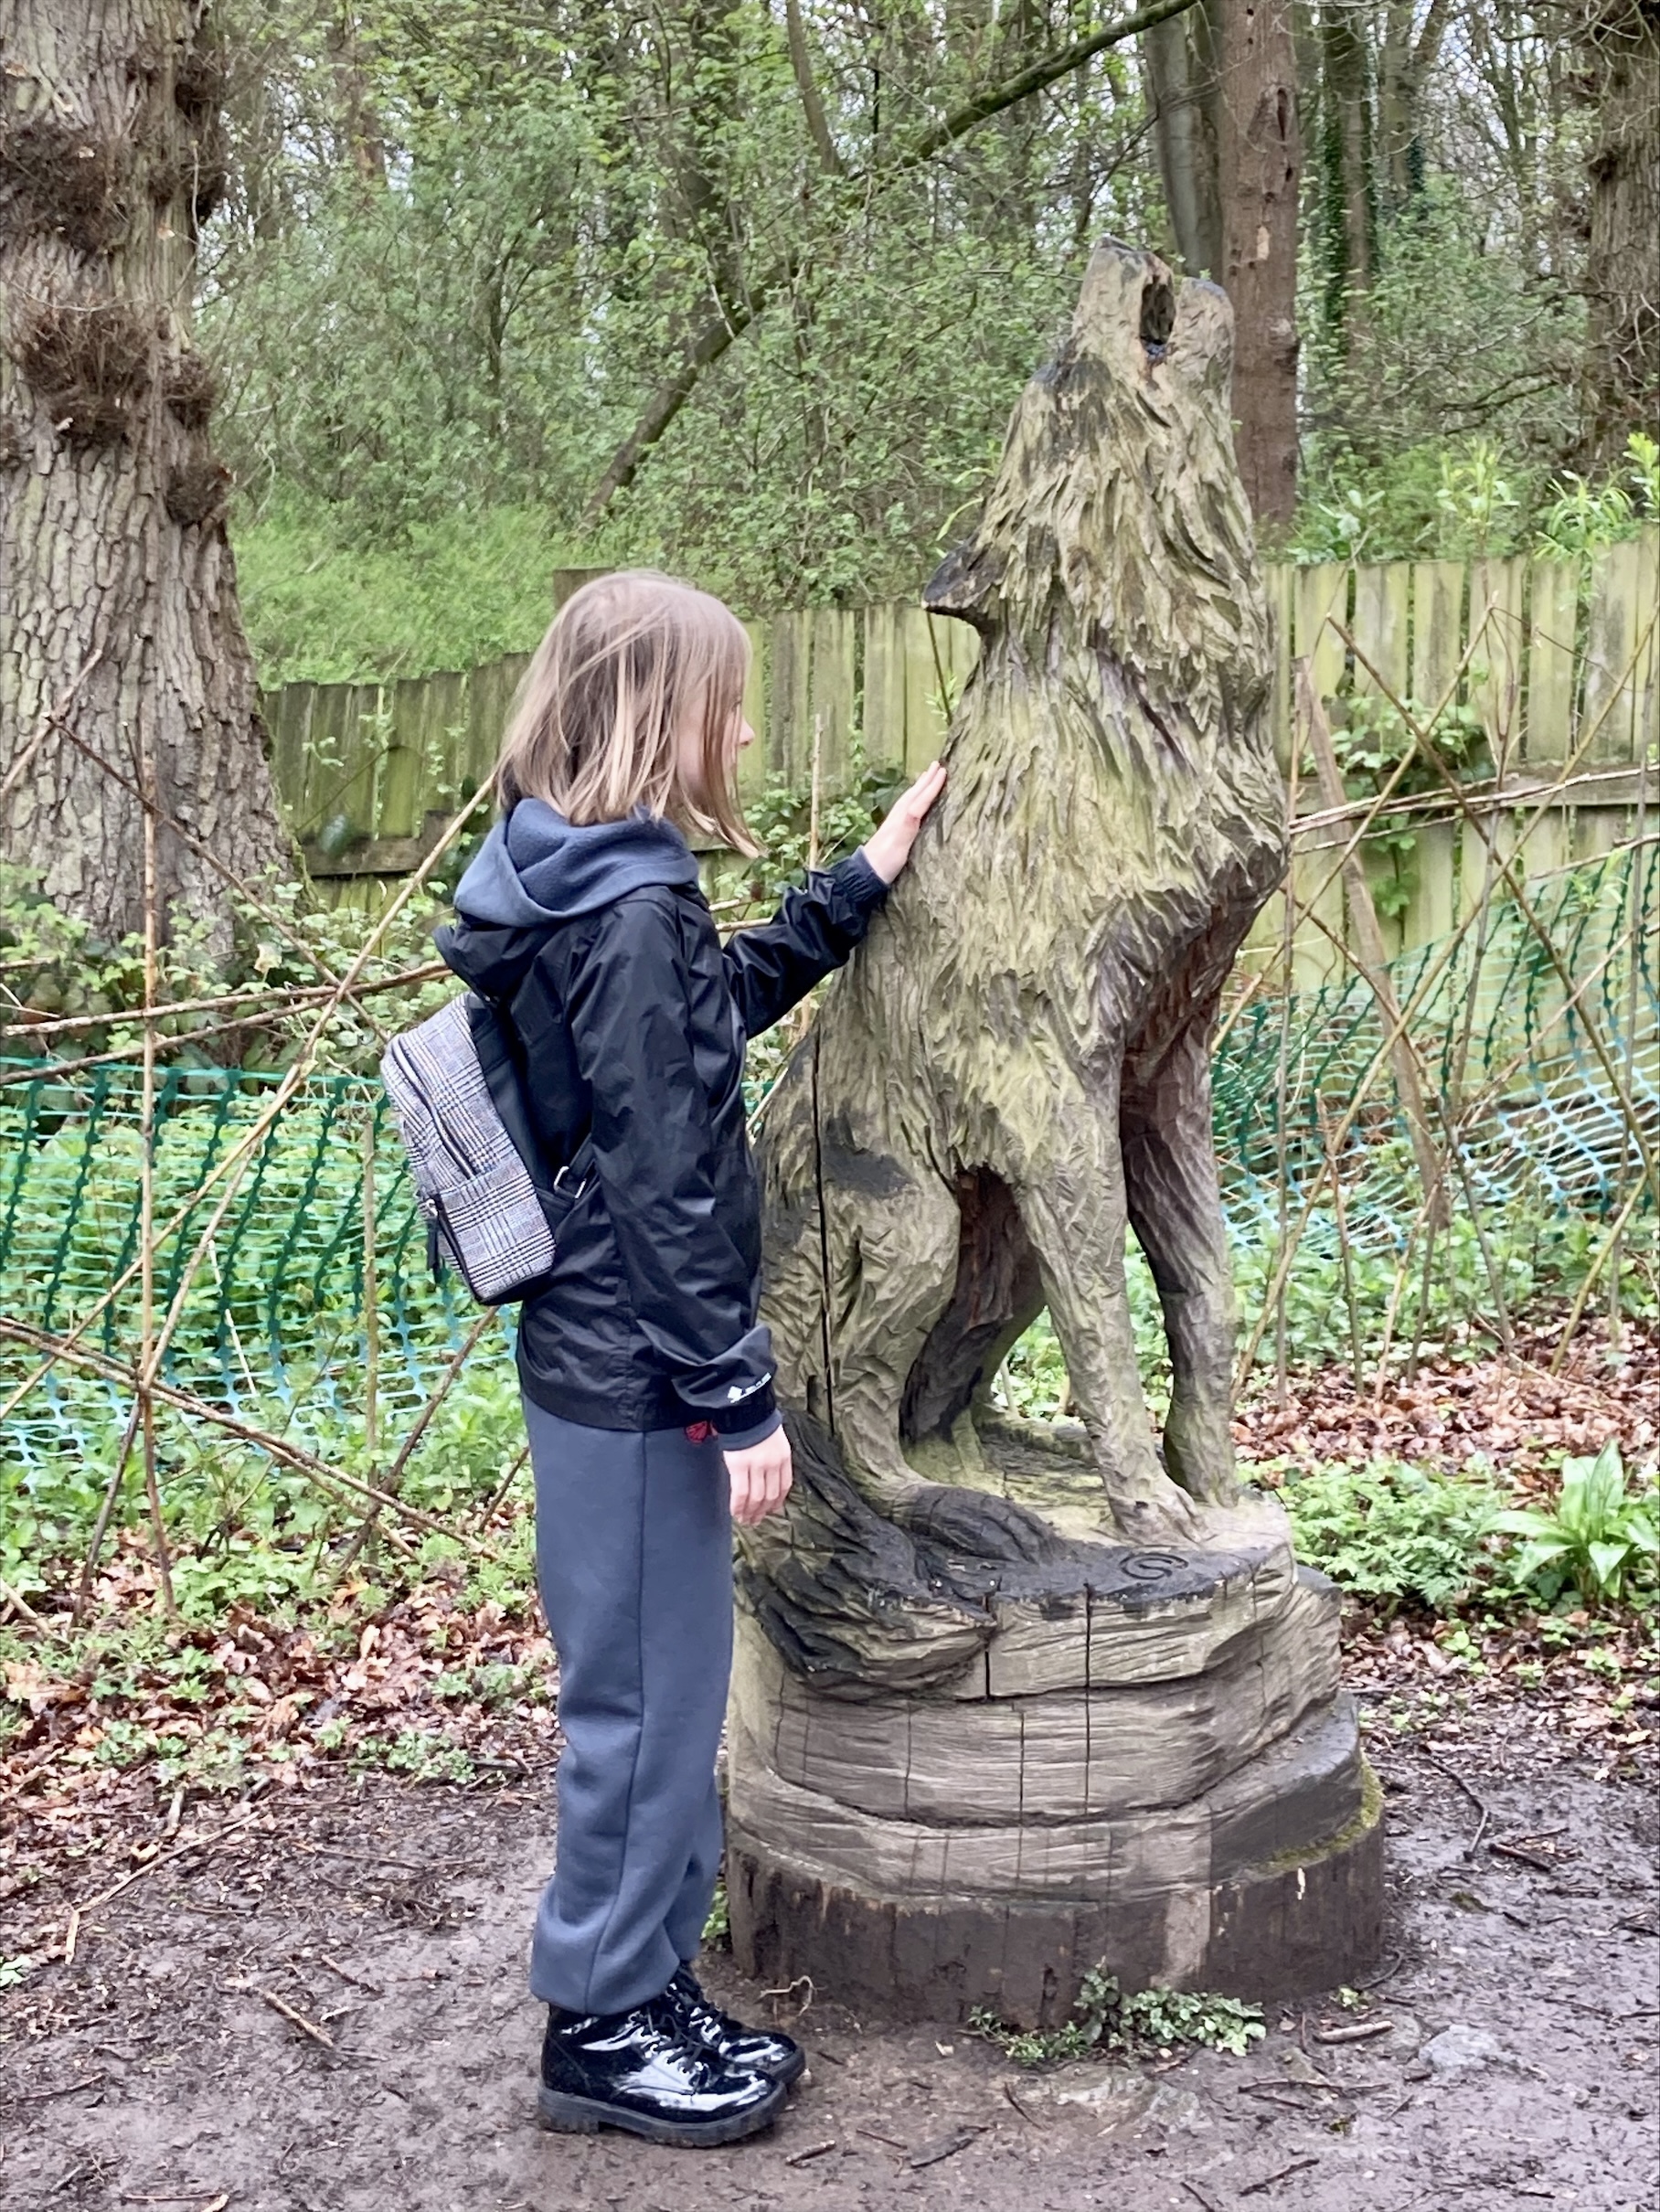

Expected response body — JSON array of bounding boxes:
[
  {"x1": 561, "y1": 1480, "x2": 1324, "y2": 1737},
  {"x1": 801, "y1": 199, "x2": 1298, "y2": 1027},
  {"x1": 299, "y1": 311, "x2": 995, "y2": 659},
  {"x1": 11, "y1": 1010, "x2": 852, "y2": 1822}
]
[{"x1": 2, "y1": 1700, "x2": 1655, "y2": 2212}]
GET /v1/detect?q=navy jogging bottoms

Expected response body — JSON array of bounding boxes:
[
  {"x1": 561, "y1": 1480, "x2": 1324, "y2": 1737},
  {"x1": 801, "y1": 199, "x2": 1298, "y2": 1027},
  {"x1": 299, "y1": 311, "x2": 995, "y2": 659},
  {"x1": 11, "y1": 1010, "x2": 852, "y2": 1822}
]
[{"x1": 522, "y1": 1398, "x2": 732, "y2": 2016}]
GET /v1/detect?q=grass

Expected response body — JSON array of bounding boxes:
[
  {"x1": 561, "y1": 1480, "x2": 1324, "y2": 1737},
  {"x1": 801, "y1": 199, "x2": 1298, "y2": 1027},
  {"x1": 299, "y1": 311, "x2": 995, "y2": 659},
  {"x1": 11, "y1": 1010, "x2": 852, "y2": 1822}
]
[{"x1": 234, "y1": 498, "x2": 570, "y2": 687}]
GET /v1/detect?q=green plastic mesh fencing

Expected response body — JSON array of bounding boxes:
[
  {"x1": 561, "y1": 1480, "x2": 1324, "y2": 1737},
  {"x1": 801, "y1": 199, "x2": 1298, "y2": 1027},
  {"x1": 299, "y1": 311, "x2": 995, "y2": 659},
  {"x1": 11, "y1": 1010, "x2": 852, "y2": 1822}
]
[{"x1": 1, "y1": 841, "x2": 1654, "y2": 1474}]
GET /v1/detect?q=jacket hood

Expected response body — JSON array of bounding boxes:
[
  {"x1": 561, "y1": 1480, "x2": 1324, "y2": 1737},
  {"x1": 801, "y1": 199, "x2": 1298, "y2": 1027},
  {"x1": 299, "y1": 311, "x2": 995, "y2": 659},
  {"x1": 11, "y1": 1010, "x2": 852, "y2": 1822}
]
[{"x1": 452, "y1": 799, "x2": 700, "y2": 930}]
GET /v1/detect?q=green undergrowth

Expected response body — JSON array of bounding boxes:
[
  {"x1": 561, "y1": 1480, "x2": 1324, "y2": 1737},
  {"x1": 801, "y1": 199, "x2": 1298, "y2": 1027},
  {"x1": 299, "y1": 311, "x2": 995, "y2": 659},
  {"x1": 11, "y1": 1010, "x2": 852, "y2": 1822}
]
[
  {"x1": 235, "y1": 498, "x2": 573, "y2": 689},
  {"x1": 971, "y1": 1967, "x2": 1265, "y2": 2068}
]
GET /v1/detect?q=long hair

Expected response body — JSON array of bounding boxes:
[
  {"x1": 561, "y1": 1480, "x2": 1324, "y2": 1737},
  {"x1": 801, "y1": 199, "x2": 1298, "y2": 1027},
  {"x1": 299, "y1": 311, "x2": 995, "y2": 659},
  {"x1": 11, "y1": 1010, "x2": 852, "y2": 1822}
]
[{"x1": 496, "y1": 569, "x2": 756, "y2": 853}]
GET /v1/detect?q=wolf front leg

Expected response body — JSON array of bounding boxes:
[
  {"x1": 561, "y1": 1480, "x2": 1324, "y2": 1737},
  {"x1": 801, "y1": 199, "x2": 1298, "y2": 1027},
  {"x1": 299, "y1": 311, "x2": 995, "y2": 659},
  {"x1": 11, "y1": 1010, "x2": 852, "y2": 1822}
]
[
  {"x1": 1014, "y1": 1080, "x2": 1200, "y2": 1543},
  {"x1": 1120, "y1": 1022, "x2": 1240, "y2": 1507}
]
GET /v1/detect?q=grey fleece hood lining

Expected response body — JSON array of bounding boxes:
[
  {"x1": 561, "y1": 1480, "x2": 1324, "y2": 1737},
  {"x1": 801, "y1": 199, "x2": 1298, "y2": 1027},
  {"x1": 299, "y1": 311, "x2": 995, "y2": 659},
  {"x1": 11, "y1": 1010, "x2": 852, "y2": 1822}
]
[{"x1": 453, "y1": 801, "x2": 703, "y2": 931}]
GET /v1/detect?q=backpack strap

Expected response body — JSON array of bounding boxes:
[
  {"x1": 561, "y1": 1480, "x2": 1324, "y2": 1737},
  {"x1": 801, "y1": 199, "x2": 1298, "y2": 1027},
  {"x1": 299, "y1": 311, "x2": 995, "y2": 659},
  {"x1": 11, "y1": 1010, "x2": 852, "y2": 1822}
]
[{"x1": 464, "y1": 994, "x2": 596, "y2": 1214}]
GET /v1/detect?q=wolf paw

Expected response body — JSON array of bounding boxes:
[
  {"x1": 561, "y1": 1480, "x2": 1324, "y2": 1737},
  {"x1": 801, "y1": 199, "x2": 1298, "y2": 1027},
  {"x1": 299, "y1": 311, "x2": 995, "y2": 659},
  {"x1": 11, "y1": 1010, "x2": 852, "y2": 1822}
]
[{"x1": 893, "y1": 1484, "x2": 1071, "y2": 1566}]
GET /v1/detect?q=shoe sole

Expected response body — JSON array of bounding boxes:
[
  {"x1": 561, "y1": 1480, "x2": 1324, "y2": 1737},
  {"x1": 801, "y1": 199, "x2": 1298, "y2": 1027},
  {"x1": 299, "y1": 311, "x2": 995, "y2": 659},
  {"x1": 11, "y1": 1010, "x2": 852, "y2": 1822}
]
[{"x1": 537, "y1": 2080, "x2": 786, "y2": 2146}]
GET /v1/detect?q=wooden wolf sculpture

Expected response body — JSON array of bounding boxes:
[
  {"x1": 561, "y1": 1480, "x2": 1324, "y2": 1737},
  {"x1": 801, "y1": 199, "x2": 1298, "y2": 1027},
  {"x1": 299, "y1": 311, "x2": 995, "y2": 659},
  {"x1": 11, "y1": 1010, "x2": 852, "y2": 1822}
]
[{"x1": 756, "y1": 240, "x2": 1287, "y2": 1547}]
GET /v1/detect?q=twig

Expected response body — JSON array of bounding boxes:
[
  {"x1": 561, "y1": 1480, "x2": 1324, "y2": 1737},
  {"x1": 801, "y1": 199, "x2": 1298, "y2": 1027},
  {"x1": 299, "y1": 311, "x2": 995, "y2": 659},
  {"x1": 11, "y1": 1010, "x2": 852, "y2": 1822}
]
[
  {"x1": 477, "y1": 1441, "x2": 532, "y2": 1534},
  {"x1": 0, "y1": 1572, "x2": 42, "y2": 1624},
  {"x1": 0, "y1": 1317, "x2": 490, "y2": 1551},
  {"x1": 1181, "y1": 2183, "x2": 1222, "y2": 2212},
  {"x1": 1414, "y1": 1746, "x2": 1493, "y2": 1856},
  {"x1": 250, "y1": 1988, "x2": 335, "y2": 2049},
  {"x1": 783, "y1": 2141, "x2": 837, "y2": 2167},
  {"x1": 1002, "y1": 2079, "x2": 1041, "y2": 2126},
  {"x1": 1314, "y1": 2017, "x2": 1395, "y2": 2044},
  {"x1": 53, "y1": 1806, "x2": 264, "y2": 1961},
  {"x1": 332, "y1": 1309, "x2": 499, "y2": 1576},
  {"x1": 0, "y1": 960, "x2": 450, "y2": 1046},
  {"x1": 11, "y1": 2073, "x2": 104, "y2": 2102},
  {"x1": 1240, "y1": 2157, "x2": 1320, "y2": 2196},
  {"x1": 315, "y1": 1952, "x2": 384, "y2": 1995},
  {"x1": 1337, "y1": 608, "x2": 1660, "y2": 1212},
  {"x1": 857, "y1": 2127, "x2": 909, "y2": 2151},
  {"x1": 1238, "y1": 2086, "x2": 1325, "y2": 2112},
  {"x1": 0, "y1": 651, "x2": 104, "y2": 804},
  {"x1": 1489, "y1": 1839, "x2": 1557, "y2": 1872},
  {"x1": 0, "y1": 771, "x2": 497, "y2": 1448},
  {"x1": 135, "y1": 728, "x2": 175, "y2": 1621},
  {"x1": 908, "y1": 2125, "x2": 984, "y2": 2169}
]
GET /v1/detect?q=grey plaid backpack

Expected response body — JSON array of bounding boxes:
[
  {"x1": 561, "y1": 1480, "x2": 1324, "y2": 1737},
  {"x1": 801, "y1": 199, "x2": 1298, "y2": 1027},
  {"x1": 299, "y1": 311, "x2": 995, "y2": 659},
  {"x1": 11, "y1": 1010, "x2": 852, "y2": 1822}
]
[{"x1": 380, "y1": 994, "x2": 593, "y2": 1307}]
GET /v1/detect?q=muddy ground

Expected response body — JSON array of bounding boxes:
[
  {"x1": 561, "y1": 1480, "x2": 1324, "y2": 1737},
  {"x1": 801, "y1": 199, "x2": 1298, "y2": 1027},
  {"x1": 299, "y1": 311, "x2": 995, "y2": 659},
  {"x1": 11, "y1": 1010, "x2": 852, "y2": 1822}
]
[{"x1": 2, "y1": 1693, "x2": 1655, "y2": 2212}]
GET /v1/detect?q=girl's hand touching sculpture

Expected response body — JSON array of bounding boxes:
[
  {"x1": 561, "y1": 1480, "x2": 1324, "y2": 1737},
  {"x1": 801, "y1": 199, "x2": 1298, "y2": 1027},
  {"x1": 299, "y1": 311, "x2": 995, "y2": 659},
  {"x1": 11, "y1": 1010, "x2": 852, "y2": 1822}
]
[{"x1": 860, "y1": 761, "x2": 947, "y2": 885}]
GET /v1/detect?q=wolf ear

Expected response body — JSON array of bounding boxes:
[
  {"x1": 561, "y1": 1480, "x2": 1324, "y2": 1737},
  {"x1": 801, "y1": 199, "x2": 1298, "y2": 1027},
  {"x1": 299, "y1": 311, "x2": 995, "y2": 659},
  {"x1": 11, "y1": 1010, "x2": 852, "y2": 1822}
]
[{"x1": 922, "y1": 538, "x2": 1005, "y2": 633}]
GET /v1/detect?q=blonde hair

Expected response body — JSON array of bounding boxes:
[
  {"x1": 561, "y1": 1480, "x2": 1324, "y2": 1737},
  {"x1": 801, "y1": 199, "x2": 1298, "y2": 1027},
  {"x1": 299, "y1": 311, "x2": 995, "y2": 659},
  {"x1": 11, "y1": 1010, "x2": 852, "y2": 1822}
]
[{"x1": 496, "y1": 569, "x2": 756, "y2": 854}]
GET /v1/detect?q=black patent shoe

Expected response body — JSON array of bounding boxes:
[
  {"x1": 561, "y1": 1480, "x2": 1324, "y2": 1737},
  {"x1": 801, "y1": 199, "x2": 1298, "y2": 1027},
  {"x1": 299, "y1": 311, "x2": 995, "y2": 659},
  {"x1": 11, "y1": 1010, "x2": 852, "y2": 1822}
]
[
  {"x1": 666, "y1": 1964, "x2": 807, "y2": 2085},
  {"x1": 538, "y1": 1994, "x2": 786, "y2": 2145}
]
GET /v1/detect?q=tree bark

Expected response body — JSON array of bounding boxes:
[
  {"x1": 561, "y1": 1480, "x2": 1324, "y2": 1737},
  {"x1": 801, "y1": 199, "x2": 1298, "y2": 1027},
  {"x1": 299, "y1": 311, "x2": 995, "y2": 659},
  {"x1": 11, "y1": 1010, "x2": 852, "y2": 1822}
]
[
  {"x1": 1216, "y1": 0, "x2": 1301, "y2": 526},
  {"x1": 1578, "y1": 0, "x2": 1660, "y2": 470},
  {"x1": 1144, "y1": 0, "x2": 1223, "y2": 278},
  {"x1": 0, "y1": 0, "x2": 293, "y2": 959},
  {"x1": 1376, "y1": 0, "x2": 1449, "y2": 209},
  {"x1": 1316, "y1": 0, "x2": 1376, "y2": 331},
  {"x1": 784, "y1": 0, "x2": 843, "y2": 176}
]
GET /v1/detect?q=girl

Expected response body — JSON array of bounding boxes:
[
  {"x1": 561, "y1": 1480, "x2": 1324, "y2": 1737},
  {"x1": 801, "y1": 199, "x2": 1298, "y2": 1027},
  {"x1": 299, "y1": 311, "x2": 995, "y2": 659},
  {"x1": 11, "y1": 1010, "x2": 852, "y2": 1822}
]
[{"x1": 438, "y1": 570, "x2": 943, "y2": 2147}]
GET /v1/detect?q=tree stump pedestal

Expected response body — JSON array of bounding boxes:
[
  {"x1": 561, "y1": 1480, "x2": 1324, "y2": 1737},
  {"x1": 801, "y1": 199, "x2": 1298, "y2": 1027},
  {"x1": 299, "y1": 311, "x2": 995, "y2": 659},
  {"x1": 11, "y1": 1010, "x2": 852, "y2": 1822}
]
[{"x1": 727, "y1": 1422, "x2": 1383, "y2": 2027}]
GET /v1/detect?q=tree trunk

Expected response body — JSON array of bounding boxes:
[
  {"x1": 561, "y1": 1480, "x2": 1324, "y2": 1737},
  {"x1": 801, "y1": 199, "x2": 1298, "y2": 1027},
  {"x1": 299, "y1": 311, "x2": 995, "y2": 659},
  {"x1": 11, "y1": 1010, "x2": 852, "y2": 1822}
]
[
  {"x1": 1377, "y1": 0, "x2": 1448, "y2": 210},
  {"x1": 1216, "y1": 0, "x2": 1302, "y2": 526},
  {"x1": 0, "y1": 0, "x2": 292, "y2": 961},
  {"x1": 1144, "y1": 0, "x2": 1223, "y2": 278},
  {"x1": 1578, "y1": 0, "x2": 1660, "y2": 470},
  {"x1": 1316, "y1": 0, "x2": 1376, "y2": 333}
]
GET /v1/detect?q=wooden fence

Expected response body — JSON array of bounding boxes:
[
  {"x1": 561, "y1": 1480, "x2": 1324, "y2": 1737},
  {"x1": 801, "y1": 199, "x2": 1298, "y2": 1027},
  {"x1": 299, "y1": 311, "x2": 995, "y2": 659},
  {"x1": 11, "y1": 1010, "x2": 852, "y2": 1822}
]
[{"x1": 265, "y1": 532, "x2": 1658, "y2": 978}]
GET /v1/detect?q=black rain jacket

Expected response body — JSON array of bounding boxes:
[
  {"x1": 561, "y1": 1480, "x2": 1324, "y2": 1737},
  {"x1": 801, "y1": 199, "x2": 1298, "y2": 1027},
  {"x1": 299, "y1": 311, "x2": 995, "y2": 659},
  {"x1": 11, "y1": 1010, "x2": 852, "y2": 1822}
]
[{"x1": 437, "y1": 798, "x2": 888, "y2": 1441}]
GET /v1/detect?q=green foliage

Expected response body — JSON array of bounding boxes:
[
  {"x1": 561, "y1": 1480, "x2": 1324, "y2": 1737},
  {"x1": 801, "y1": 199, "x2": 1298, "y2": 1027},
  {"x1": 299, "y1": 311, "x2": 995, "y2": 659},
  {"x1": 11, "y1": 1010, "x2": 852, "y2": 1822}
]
[
  {"x1": 972, "y1": 1967, "x2": 1265, "y2": 2068},
  {"x1": 374, "y1": 1726, "x2": 477, "y2": 1784},
  {"x1": 702, "y1": 1877, "x2": 730, "y2": 1949},
  {"x1": 1272, "y1": 1458, "x2": 1506, "y2": 1612},
  {"x1": 212, "y1": 0, "x2": 1160, "y2": 632},
  {"x1": 1536, "y1": 435, "x2": 1660, "y2": 556},
  {"x1": 1321, "y1": 690, "x2": 1490, "y2": 920},
  {"x1": 237, "y1": 499, "x2": 569, "y2": 687},
  {"x1": 993, "y1": 1309, "x2": 1072, "y2": 1422},
  {"x1": 0, "y1": 848, "x2": 455, "y2": 1078},
  {"x1": 1292, "y1": 183, "x2": 1580, "y2": 565},
  {"x1": 1493, "y1": 1441, "x2": 1660, "y2": 1609},
  {"x1": 740, "y1": 753, "x2": 908, "y2": 906}
]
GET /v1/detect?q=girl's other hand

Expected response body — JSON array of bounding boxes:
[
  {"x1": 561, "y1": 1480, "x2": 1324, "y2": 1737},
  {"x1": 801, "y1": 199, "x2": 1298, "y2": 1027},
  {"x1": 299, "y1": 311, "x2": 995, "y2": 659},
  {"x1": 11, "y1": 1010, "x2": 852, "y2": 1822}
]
[
  {"x1": 861, "y1": 760, "x2": 947, "y2": 885},
  {"x1": 726, "y1": 1429, "x2": 793, "y2": 1525}
]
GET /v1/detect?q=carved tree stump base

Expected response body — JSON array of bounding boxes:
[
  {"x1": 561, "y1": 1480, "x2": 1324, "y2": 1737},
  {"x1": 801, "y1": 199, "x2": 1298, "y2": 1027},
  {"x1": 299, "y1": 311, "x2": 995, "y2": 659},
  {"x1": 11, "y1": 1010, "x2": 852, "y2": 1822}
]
[{"x1": 726, "y1": 1424, "x2": 1384, "y2": 2026}]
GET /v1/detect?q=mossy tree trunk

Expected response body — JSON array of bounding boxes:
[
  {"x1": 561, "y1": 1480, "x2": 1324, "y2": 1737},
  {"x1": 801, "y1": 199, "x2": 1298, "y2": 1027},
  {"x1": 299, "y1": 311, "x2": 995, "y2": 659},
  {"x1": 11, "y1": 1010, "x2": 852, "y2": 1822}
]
[
  {"x1": 1578, "y1": 0, "x2": 1660, "y2": 470},
  {"x1": 0, "y1": 1, "x2": 292, "y2": 960}
]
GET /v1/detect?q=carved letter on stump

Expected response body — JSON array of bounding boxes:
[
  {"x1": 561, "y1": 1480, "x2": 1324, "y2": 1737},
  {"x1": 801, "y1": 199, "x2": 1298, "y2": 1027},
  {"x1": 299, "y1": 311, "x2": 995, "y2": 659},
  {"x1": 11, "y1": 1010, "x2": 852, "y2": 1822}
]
[{"x1": 728, "y1": 243, "x2": 1383, "y2": 2027}]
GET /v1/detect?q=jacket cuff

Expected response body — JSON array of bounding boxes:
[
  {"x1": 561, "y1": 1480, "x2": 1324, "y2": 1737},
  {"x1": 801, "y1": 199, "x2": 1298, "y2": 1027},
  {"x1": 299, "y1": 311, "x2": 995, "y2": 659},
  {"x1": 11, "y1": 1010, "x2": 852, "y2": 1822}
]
[
  {"x1": 713, "y1": 1408, "x2": 783, "y2": 1452},
  {"x1": 839, "y1": 848, "x2": 892, "y2": 913},
  {"x1": 708, "y1": 1377, "x2": 778, "y2": 1439}
]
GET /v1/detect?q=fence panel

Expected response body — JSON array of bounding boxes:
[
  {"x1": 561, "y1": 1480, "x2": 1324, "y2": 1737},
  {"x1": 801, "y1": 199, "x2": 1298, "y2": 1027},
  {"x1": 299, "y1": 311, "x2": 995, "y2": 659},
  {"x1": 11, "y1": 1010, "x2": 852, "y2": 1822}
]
[{"x1": 266, "y1": 534, "x2": 1658, "y2": 958}]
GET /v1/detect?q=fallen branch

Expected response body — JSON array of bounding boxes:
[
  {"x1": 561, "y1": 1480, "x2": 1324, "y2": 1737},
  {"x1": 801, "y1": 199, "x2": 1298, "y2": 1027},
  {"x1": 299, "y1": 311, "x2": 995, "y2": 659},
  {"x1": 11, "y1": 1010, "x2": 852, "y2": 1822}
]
[
  {"x1": 250, "y1": 1987, "x2": 335, "y2": 2050},
  {"x1": 1240, "y1": 2157, "x2": 1321, "y2": 2196}
]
